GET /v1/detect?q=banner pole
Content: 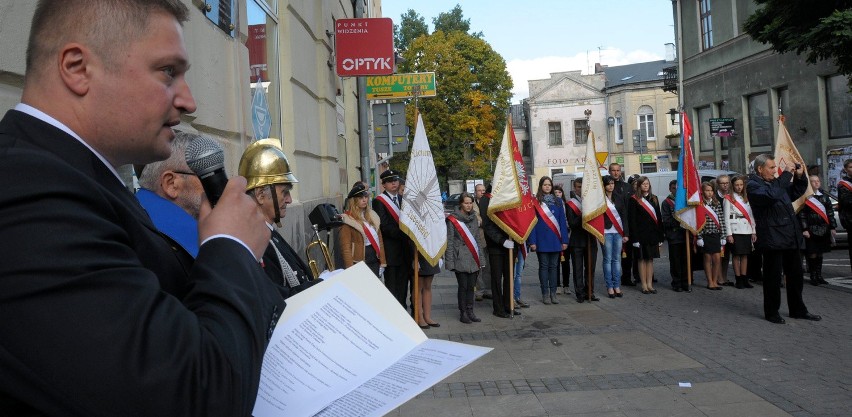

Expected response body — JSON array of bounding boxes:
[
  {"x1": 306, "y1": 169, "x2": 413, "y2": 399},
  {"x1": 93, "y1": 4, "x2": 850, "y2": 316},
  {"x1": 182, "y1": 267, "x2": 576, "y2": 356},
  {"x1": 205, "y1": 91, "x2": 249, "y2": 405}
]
[
  {"x1": 686, "y1": 230, "x2": 692, "y2": 288},
  {"x1": 413, "y1": 249, "x2": 420, "y2": 326},
  {"x1": 508, "y1": 247, "x2": 514, "y2": 317},
  {"x1": 586, "y1": 239, "x2": 592, "y2": 301}
]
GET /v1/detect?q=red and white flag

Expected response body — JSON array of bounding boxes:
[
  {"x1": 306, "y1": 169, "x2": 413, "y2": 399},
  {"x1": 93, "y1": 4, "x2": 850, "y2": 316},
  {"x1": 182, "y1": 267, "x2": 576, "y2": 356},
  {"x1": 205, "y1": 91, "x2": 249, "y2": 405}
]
[
  {"x1": 674, "y1": 111, "x2": 706, "y2": 234},
  {"x1": 486, "y1": 120, "x2": 537, "y2": 241},
  {"x1": 773, "y1": 115, "x2": 813, "y2": 212},
  {"x1": 580, "y1": 131, "x2": 606, "y2": 243}
]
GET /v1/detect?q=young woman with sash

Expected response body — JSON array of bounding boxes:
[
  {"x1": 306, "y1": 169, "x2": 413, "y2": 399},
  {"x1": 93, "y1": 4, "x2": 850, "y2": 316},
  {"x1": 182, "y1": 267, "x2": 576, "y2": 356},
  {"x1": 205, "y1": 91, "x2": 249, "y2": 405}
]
[
  {"x1": 799, "y1": 175, "x2": 837, "y2": 286},
  {"x1": 697, "y1": 181, "x2": 727, "y2": 290},
  {"x1": 339, "y1": 182, "x2": 386, "y2": 277},
  {"x1": 601, "y1": 175, "x2": 630, "y2": 297},
  {"x1": 553, "y1": 184, "x2": 571, "y2": 296},
  {"x1": 529, "y1": 177, "x2": 570, "y2": 305},
  {"x1": 627, "y1": 176, "x2": 664, "y2": 295},
  {"x1": 445, "y1": 193, "x2": 485, "y2": 324},
  {"x1": 723, "y1": 175, "x2": 756, "y2": 289}
]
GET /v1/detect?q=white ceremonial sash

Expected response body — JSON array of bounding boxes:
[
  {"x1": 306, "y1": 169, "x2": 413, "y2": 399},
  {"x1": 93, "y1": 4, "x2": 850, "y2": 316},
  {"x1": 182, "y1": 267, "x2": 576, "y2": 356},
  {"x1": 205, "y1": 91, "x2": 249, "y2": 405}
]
[
  {"x1": 635, "y1": 195, "x2": 658, "y2": 223},
  {"x1": 704, "y1": 203, "x2": 721, "y2": 228},
  {"x1": 362, "y1": 221, "x2": 381, "y2": 257},
  {"x1": 377, "y1": 194, "x2": 400, "y2": 222},
  {"x1": 447, "y1": 215, "x2": 480, "y2": 267},
  {"x1": 805, "y1": 196, "x2": 830, "y2": 225},
  {"x1": 537, "y1": 201, "x2": 562, "y2": 239}
]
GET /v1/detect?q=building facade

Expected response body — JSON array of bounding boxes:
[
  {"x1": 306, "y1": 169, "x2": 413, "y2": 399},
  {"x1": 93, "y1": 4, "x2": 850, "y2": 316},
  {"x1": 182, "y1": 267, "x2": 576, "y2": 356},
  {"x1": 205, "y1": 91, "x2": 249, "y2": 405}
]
[
  {"x1": 0, "y1": 0, "x2": 381, "y2": 252},
  {"x1": 674, "y1": 0, "x2": 852, "y2": 189}
]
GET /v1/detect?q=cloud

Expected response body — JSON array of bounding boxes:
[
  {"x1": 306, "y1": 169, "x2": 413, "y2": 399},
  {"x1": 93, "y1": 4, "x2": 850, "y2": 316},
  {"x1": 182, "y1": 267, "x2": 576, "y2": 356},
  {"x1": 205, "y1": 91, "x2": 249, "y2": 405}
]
[{"x1": 507, "y1": 49, "x2": 664, "y2": 103}]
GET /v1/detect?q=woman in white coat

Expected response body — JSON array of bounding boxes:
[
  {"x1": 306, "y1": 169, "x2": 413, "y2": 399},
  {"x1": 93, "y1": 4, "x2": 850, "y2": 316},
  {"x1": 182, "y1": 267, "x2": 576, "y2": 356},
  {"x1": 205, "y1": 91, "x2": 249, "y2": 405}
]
[{"x1": 723, "y1": 175, "x2": 756, "y2": 289}]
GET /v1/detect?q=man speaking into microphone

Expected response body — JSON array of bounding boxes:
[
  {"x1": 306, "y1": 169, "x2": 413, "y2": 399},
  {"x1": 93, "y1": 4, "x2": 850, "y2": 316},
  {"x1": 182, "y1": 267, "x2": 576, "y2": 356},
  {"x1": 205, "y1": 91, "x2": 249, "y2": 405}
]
[{"x1": 0, "y1": 1, "x2": 285, "y2": 416}]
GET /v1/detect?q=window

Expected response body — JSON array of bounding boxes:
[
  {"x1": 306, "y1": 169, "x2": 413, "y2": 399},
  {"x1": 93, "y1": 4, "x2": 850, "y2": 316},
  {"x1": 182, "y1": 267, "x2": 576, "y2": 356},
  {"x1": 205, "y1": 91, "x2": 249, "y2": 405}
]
[
  {"x1": 827, "y1": 75, "x2": 852, "y2": 138},
  {"x1": 748, "y1": 93, "x2": 772, "y2": 146},
  {"x1": 637, "y1": 105, "x2": 656, "y2": 141},
  {"x1": 550, "y1": 168, "x2": 564, "y2": 176},
  {"x1": 521, "y1": 139, "x2": 531, "y2": 157},
  {"x1": 615, "y1": 111, "x2": 624, "y2": 144},
  {"x1": 697, "y1": 106, "x2": 713, "y2": 152},
  {"x1": 574, "y1": 120, "x2": 589, "y2": 145},
  {"x1": 641, "y1": 163, "x2": 658, "y2": 174},
  {"x1": 246, "y1": 0, "x2": 281, "y2": 139},
  {"x1": 548, "y1": 122, "x2": 562, "y2": 146},
  {"x1": 699, "y1": 0, "x2": 713, "y2": 50}
]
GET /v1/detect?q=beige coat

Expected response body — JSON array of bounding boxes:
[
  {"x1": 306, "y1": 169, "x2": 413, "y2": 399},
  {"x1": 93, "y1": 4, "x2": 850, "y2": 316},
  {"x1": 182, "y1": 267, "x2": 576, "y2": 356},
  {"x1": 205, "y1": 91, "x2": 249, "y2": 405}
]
[{"x1": 339, "y1": 211, "x2": 387, "y2": 268}]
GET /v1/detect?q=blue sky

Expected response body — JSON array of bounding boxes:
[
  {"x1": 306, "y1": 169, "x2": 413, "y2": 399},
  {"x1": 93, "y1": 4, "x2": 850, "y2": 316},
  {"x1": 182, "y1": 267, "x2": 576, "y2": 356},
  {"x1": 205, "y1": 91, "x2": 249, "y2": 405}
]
[{"x1": 379, "y1": 1, "x2": 676, "y2": 103}]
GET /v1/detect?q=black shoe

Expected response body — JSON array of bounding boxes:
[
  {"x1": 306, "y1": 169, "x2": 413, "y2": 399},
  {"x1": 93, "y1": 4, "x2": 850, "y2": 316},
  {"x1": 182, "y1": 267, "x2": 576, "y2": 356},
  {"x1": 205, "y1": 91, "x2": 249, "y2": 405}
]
[
  {"x1": 766, "y1": 315, "x2": 786, "y2": 324},
  {"x1": 508, "y1": 309, "x2": 522, "y2": 316},
  {"x1": 483, "y1": 293, "x2": 493, "y2": 300},
  {"x1": 817, "y1": 278, "x2": 829, "y2": 285},
  {"x1": 721, "y1": 281, "x2": 734, "y2": 286},
  {"x1": 615, "y1": 291, "x2": 623, "y2": 298},
  {"x1": 683, "y1": 287, "x2": 692, "y2": 293},
  {"x1": 673, "y1": 287, "x2": 683, "y2": 292},
  {"x1": 492, "y1": 311, "x2": 510, "y2": 318},
  {"x1": 586, "y1": 295, "x2": 600, "y2": 301},
  {"x1": 576, "y1": 297, "x2": 584, "y2": 303},
  {"x1": 790, "y1": 312, "x2": 822, "y2": 321},
  {"x1": 650, "y1": 289, "x2": 658, "y2": 294},
  {"x1": 622, "y1": 281, "x2": 637, "y2": 286},
  {"x1": 608, "y1": 293, "x2": 615, "y2": 299}
]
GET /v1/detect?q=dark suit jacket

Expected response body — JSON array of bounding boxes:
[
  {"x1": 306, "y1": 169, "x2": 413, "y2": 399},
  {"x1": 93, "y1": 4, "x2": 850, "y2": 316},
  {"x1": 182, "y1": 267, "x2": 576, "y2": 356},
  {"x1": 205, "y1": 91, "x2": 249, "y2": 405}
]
[
  {"x1": 261, "y1": 229, "x2": 320, "y2": 298},
  {"x1": 372, "y1": 192, "x2": 412, "y2": 267},
  {"x1": 0, "y1": 110, "x2": 286, "y2": 417}
]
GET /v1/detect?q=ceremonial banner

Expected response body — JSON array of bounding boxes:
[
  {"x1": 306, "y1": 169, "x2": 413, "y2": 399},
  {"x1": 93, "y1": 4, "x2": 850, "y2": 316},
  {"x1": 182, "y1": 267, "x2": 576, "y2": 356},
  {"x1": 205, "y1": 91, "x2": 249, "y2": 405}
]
[
  {"x1": 674, "y1": 112, "x2": 706, "y2": 234},
  {"x1": 773, "y1": 115, "x2": 814, "y2": 212},
  {"x1": 486, "y1": 120, "x2": 537, "y2": 241},
  {"x1": 580, "y1": 131, "x2": 606, "y2": 243},
  {"x1": 400, "y1": 114, "x2": 447, "y2": 265}
]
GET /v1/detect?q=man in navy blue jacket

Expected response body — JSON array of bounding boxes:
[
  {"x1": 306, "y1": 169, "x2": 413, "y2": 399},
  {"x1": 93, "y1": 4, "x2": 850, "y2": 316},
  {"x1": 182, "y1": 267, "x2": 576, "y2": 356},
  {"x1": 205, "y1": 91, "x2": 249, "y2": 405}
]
[{"x1": 747, "y1": 154, "x2": 822, "y2": 324}]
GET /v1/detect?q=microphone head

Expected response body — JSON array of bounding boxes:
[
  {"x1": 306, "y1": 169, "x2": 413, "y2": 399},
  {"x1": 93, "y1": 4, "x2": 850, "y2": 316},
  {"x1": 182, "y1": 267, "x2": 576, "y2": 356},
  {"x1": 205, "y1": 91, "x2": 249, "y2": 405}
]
[{"x1": 185, "y1": 136, "x2": 224, "y2": 176}]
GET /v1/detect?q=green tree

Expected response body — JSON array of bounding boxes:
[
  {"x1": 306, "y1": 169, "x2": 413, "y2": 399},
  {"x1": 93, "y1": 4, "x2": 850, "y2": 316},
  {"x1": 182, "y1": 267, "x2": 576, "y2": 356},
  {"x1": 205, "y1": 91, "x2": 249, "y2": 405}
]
[
  {"x1": 391, "y1": 30, "x2": 511, "y2": 186},
  {"x1": 432, "y1": 4, "x2": 483, "y2": 38},
  {"x1": 390, "y1": 7, "x2": 510, "y2": 188},
  {"x1": 744, "y1": 0, "x2": 852, "y2": 85},
  {"x1": 393, "y1": 9, "x2": 428, "y2": 53}
]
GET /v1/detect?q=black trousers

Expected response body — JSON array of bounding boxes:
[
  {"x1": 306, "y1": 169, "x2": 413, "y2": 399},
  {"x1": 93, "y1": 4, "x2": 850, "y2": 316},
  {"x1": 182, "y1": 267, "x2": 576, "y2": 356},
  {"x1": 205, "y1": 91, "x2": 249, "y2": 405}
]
[
  {"x1": 488, "y1": 250, "x2": 513, "y2": 314},
  {"x1": 455, "y1": 271, "x2": 477, "y2": 310},
  {"x1": 571, "y1": 245, "x2": 598, "y2": 297},
  {"x1": 748, "y1": 250, "x2": 763, "y2": 282},
  {"x1": 383, "y1": 265, "x2": 411, "y2": 310},
  {"x1": 668, "y1": 241, "x2": 688, "y2": 290},
  {"x1": 621, "y1": 246, "x2": 638, "y2": 284},
  {"x1": 558, "y1": 251, "x2": 570, "y2": 288},
  {"x1": 762, "y1": 249, "x2": 809, "y2": 319}
]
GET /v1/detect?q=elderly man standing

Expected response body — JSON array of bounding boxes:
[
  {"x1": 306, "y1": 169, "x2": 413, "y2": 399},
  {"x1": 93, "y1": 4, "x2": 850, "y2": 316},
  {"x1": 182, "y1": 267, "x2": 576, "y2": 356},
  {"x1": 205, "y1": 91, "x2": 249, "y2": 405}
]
[
  {"x1": 747, "y1": 154, "x2": 821, "y2": 324},
  {"x1": 473, "y1": 183, "x2": 493, "y2": 301}
]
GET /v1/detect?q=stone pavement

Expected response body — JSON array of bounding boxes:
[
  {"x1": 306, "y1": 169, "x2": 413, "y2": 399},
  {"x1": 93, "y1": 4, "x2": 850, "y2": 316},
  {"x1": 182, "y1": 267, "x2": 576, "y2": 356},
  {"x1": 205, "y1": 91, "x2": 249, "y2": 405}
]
[{"x1": 388, "y1": 248, "x2": 852, "y2": 417}]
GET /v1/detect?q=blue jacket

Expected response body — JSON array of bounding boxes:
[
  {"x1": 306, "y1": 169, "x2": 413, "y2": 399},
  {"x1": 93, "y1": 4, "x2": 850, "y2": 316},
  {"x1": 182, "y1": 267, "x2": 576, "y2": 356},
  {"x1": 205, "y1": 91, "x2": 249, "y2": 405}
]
[
  {"x1": 528, "y1": 196, "x2": 570, "y2": 252},
  {"x1": 746, "y1": 172, "x2": 807, "y2": 251}
]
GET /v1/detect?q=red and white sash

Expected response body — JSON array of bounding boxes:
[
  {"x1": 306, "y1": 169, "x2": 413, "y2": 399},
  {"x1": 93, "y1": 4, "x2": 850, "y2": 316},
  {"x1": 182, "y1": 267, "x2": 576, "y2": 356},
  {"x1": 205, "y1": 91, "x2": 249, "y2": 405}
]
[
  {"x1": 605, "y1": 198, "x2": 625, "y2": 236},
  {"x1": 805, "y1": 195, "x2": 830, "y2": 225},
  {"x1": 361, "y1": 221, "x2": 381, "y2": 258},
  {"x1": 567, "y1": 198, "x2": 581, "y2": 216},
  {"x1": 634, "y1": 194, "x2": 658, "y2": 224},
  {"x1": 535, "y1": 201, "x2": 562, "y2": 239},
  {"x1": 839, "y1": 179, "x2": 852, "y2": 192},
  {"x1": 447, "y1": 215, "x2": 481, "y2": 267},
  {"x1": 704, "y1": 203, "x2": 721, "y2": 229},
  {"x1": 376, "y1": 193, "x2": 400, "y2": 223},
  {"x1": 665, "y1": 196, "x2": 675, "y2": 208},
  {"x1": 724, "y1": 195, "x2": 753, "y2": 226}
]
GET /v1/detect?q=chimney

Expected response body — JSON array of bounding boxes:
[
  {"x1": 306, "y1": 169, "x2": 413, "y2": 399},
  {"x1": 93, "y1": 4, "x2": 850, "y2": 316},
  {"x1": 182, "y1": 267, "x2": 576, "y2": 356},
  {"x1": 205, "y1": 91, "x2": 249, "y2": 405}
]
[
  {"x1": 594, "y1": 63, "x2": 606, "y2": 73},
  {"x1": 665, "y1": 43, "x2": 676, "y2": 62}
]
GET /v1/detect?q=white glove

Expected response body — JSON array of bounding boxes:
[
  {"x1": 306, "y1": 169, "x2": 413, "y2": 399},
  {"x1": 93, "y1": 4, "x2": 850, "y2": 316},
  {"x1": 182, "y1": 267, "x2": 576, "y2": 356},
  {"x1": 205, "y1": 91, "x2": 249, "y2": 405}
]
[
  {"x1": 658, "y1": 242, "x2": 663, "y2": 247},
  {"x1": 632, "y1": 242, "x2": 640, "y2": 248},
  {"x1": 438, "y1": 258, "x2": 444, "y2": 269},
  {"x1": 503, "y1": 239, "x2": 515, "y2": 249},
  {"x1": 720, "y1": 238, "x2": 726, "y2": 246},
  {"x1": 696, "y1": 238, "x2": 704, "y2": 247},
  {"x1": 378, "y1": 266, "x2": 385, "y2": 278}
]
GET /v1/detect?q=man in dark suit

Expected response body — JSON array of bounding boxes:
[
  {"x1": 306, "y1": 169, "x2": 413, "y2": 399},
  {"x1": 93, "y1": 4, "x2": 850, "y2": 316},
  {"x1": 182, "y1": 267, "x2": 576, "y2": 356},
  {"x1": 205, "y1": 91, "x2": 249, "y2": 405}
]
[
  {"x1": 240, "y1": 139, "x2": 320, "y2": 298},
  {"x1": 479, "y1": 192, "x2": 521, "y2": 318},
  {"x1": 373, "y1": 169, "x2": 414, "y2": 309},
  {"x1": 609, "y1": 163, "x2": 636, "y2": 287},
  {"x1": 0, "y1": 1, "x2": 285, "y2": 416}
]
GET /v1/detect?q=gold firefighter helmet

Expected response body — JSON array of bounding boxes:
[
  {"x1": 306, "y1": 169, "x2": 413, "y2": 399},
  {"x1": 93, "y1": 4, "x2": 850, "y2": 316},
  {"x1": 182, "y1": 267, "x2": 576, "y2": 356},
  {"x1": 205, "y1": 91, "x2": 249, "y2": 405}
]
[{"x1": 238, "y1": 138, "x2": 299, "y2": 191}]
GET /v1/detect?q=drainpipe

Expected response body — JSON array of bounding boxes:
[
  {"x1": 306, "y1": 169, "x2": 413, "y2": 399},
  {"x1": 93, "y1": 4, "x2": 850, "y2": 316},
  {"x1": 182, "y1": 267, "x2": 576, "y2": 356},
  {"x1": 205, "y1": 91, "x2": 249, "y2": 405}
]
[{"x1": 355, "y1": 0, "x2": 370, "y2": 185}]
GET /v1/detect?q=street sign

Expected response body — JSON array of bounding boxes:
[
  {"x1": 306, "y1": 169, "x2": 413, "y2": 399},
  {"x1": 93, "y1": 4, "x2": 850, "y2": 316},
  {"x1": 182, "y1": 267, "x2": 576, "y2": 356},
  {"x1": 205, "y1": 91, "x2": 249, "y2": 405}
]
[
  {"x1": 710, "y1": 118, "x2": 736, "y2": 137},
  {"x1": 372, "y1": 102, "x2": 409, "y2": 153},
  {"x1": 595, "y1": 151, "x2": 608, "y2": 166},
  {"x1": 366, "y1": 72, "x2": 437, "y2": 100},
  {"x1": 251, "y1": 81, "x2": 271, "y2": 140},
  {"x1": 632, "y1": 129, "x2": 648, "y2": 152},
  {"x1": 335, "y1": 18, "x2": 394, "y2": 77}
]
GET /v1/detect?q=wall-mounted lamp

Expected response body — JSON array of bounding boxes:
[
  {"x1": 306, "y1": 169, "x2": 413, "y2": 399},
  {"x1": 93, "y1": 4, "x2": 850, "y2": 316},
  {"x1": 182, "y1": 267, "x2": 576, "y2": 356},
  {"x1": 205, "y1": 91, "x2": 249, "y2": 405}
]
[
  {"x1": 607, "y1": 116, "x2": 615, "y2": 126},
  {"x1": 667, "y1": 108, "x2": 679, "y2": 125}
]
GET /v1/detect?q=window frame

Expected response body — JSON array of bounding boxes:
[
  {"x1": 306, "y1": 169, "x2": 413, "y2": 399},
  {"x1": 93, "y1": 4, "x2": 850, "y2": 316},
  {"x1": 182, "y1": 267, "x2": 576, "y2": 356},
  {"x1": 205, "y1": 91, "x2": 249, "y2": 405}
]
[
  {"x1": 574, "y1": 119, "x2": 589, "y2": 146},
  {"x1": 637, "y1": 106, "x2": 656, "y2": 142},
  {"x1": 826, "y1": 75, "x2": 852, "y2": 139},
  {"x1": 548, "y1": 122, "x2": 563, "y2": 146},
  {"x1": 699, "y1": 0, "x2": 713, "y2": 51},
  {"x1": 747, "y1": 92, "x2": 773, "y2": 147}
]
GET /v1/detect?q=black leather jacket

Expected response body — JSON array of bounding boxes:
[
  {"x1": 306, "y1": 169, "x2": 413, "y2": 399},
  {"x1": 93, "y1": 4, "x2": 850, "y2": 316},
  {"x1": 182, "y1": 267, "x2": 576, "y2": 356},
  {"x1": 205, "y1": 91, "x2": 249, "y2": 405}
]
[{"x1": 746, "y1": 172, "x2": 808, "y2": 251}]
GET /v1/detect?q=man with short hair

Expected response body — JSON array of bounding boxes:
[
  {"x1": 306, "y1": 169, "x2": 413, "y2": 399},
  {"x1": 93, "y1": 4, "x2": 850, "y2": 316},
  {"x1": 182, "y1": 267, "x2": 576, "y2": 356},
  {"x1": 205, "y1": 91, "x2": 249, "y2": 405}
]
[
  {"x1": 566, "y1": 178, "x2": 599, "y2": 302},
  {"x1": 609, "y1": 163, "x2": 635, "y2": 286},
  {"x1": 662, "y1": 180, "x2": 690, "y2": 292},
  {"x1": 747, "y1": 154, "x2": 821, "y2": 324},
  {"x1": 373, "y1": 169, "x2": 414, "y2": 309},
  {"x1": 240, "y1": 139, "x2": 320, "y2": 298},
  {"x1": 715, "y1": 174, "x2": 733, "y2": 286},
  {"x1": 136, "y1": 130, "x2": 205, "y2": 258},
  {"x1": 0, "y1": 1, "x2": 285, "y2": 415},
  {"x1": 473, "y1": 183, "x2": 492, "y2": 300}
]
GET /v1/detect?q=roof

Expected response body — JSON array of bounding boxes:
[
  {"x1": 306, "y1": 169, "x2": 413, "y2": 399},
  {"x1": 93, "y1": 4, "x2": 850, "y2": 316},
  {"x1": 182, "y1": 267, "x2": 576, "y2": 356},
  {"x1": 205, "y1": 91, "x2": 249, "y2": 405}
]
[{"x1": 601, "y1": 60, "x2": 672, "y2": 90}]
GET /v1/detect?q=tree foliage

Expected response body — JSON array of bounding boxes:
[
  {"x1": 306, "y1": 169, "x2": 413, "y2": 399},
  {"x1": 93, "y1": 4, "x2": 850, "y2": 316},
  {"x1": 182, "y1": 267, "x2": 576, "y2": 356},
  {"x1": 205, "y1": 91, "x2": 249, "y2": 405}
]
[
  {"x1": 432, "y1": 4, "x2": 483, "y2": 39},
  {"x1": 393, "y1": 9, "x2": 428, "y2": 53},
  {"x1": 389, "y1": 6, "x2": 510, "y2": 187},
  {"x1": 744, "y1": 0, "x2": 852, "y2": 86}
]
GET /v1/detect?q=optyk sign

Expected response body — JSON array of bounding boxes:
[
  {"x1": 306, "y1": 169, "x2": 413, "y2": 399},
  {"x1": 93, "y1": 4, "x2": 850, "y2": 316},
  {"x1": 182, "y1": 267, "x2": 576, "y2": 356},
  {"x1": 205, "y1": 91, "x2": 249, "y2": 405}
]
[{"x1": 335, "y1": 18, "x2": 394, "y2": 77}]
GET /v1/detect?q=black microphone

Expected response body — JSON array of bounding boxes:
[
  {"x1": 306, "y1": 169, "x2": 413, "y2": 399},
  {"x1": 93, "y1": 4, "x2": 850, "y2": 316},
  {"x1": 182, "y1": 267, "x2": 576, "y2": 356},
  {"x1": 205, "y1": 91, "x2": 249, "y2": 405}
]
[{"x1": 185, "y1": 136, "x2": 228, "y2": 207}]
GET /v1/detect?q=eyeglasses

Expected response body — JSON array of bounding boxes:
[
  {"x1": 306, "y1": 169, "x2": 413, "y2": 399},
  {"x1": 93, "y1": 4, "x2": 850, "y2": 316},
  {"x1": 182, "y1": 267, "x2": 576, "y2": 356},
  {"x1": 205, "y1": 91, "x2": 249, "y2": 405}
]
[{"x1": 172, "y1": 170, "x2": 195, "y2": 176}]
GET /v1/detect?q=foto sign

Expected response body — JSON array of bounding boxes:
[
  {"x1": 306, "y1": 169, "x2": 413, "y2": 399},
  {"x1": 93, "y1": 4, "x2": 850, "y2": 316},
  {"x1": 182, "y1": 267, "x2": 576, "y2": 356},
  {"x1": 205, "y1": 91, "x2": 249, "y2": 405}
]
[
  {"x1": 366, "y1": 72, "x2": 437, "y2": 100},
  {"x1": 335, "y1": 18, "x2": 394, "y2": 77}
]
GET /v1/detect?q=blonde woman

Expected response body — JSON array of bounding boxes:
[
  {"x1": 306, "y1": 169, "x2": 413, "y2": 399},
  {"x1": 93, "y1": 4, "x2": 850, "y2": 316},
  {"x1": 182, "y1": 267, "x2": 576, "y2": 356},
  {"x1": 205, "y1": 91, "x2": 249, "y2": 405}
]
[
  {"x1": 339, "y1": 182, "x2": 386, "y2": 277},
  {"x1": 723, "y1": 175, "x2": 756, "y2": 289},
  {"x1": 697, "y1": 182, "x2": 726, "y2": 290}
]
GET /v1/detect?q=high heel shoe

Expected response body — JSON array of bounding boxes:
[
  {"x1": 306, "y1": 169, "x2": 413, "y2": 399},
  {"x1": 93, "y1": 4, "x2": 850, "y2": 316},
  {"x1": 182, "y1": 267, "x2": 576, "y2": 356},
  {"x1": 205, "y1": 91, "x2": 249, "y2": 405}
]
[
  {"x1": 608, "y1": 293, "x2": 615, "y2": 299},
  {"x1": 615, "y1": 290, "x2": 623, "y2": 298},
  {"x1": 642, "y1": 289, "x2": 651, "y2": 294},
  {"x1": 650, "y1": 289, "x2": 657, "y2": 294}
]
